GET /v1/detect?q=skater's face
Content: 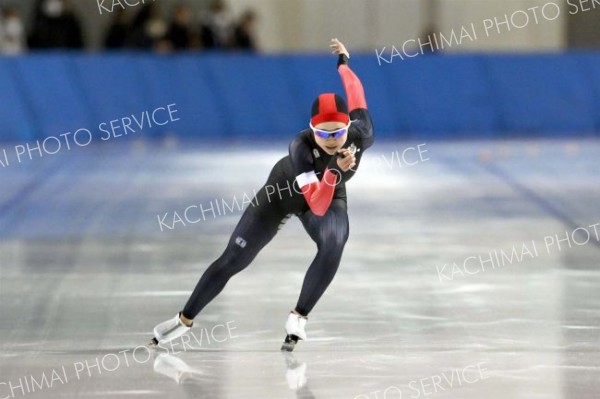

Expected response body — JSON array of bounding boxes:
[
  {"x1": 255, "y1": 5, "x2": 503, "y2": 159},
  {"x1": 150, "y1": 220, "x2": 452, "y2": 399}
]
[{"x1": 312, "y1": 121, "x2": 348, "y2": 155}]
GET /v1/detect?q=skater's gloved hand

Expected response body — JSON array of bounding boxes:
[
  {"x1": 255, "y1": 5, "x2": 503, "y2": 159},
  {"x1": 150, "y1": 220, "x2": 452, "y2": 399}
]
[
  {"x1": 330, "y1": 38, "x2": 350, "y2": 67},
  {"x1": 330, "y1": 38, "x2": 350, "y2": 59},
  {"x1": 336, "y1": 148, "x2": 356, "y2": 172}
]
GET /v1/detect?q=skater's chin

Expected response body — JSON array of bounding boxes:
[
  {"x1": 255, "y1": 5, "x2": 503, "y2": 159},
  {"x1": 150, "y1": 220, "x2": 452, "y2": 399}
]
[{"x1": 323, "y1": 145, "x2": 339, "y2": 154}]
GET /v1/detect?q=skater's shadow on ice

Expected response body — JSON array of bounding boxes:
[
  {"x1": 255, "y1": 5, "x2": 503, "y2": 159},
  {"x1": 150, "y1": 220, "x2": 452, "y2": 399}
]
[
  {"x1": 153, "y1": 352, "x2": 318, "y2": 398},
  {"x1": 283, "y1": 352, "x2": 317, "y2": 399},
  {"x1": 153, "y1": 353, "x2": 207, "y2": 384},
  {"x1": 153, "y1": 353, "x2": 221, "y2": 398}
]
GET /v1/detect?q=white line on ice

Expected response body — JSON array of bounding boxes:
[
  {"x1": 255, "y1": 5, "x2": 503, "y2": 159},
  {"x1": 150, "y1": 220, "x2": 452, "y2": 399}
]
[
  {"x1": 113, "y1": 291, "x2": 189, "y2": 297},
  {"x1": 81, "y1": 390, "x2": 157, "y2": 396}
]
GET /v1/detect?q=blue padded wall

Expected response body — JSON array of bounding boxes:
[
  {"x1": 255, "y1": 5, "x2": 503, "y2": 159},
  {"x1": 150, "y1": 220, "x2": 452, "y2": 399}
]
[{"x1": 1, "y1": 52, "x2": 599, "y2": 142}]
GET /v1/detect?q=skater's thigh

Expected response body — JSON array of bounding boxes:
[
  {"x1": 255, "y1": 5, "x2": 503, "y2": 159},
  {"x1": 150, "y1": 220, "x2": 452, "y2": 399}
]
[
  {"x1": 224, "y1": 204, "x2": 286, "y2": 255},
  {"x1": 299, "y1": 199, "x2": 349, "y2": 246}
]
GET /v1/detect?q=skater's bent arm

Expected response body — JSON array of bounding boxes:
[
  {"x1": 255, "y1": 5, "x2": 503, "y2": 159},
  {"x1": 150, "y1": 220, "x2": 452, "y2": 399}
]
[
  {"x1": 289, "y1": 136, "x2": 337, "y2": 216},
  {"x1": 299, "y1": 169, "x2": 338, "y2": 216}
]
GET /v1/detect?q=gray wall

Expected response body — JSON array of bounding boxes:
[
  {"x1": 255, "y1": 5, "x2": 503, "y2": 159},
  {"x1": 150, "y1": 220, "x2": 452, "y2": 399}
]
[{"x1": 4, "y1": 0, "x2": 598, "y2": 52}]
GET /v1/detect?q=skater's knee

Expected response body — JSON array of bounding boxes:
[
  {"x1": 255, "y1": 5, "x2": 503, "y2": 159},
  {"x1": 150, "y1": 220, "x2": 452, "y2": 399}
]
[
  {"x1": 207, "y1": 265, "x2": 233, "y2": 283},
  {"x1": 322, "y1": 213, "x2": 349, "y2": 248},
  {"x1": 210, "y1": 252, "x2": 246, "y2": 279},
  {"x1": 316, "y1": 228, "x2": 348, "y2": 252}
]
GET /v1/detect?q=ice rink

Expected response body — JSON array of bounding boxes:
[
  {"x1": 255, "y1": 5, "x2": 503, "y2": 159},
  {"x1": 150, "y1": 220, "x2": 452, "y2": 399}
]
[{"x1": 1, "y1": 139, "x2": 599, "y2": 399}]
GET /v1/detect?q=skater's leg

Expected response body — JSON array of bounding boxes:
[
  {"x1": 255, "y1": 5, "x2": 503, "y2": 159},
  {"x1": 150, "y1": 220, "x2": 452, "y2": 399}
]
[
  {"x1": 295, "y1": 199, "x2": 349, "y2": 316},
  {"x1": 281, "y1": 199, "x2": 349, "y2": 351},
  {"x1": 181, "y1": 207, "x2": 284, "y2": 320}
]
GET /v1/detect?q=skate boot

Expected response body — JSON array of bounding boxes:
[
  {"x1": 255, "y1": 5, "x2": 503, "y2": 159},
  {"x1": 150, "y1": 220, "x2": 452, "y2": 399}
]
[
  {"x1": 149, "y1": 312, "x2": 193, "y2": 346},
  {"x1": 281, "y1": 311, "x2": 307, "y2": 352}
]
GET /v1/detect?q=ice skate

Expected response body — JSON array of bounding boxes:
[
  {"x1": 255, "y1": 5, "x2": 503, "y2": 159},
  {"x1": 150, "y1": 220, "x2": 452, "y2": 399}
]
[
  {"x1": 149, "y1": 312, "x2": 193, "y2": 347},
  {"x1": 281, "y1": 311, "x2": 307, "y2": 352}
]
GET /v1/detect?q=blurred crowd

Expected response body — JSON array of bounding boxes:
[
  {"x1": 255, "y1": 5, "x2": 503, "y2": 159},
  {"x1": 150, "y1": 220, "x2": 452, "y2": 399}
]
[{"x1": 0, "y1": 0, "x2": 257, "y2": 54}]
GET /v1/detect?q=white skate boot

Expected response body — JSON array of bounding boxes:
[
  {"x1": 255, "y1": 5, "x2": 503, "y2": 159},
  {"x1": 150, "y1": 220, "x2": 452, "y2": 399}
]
[
  {"x1": 149, "y1": 312, "x2": 193, "y2": 346},
  {"x1": 281, "y1": 311, "x2": 307, "y2": 352}
]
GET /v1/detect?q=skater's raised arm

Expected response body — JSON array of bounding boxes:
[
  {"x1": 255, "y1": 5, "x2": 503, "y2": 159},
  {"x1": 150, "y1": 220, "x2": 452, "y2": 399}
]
[
  {"x1": 331, "y1": 38, "x2": 374, "y2": 150},
  {"x1": 332, "y1": 41, "x2": 367, "y2": 112}
]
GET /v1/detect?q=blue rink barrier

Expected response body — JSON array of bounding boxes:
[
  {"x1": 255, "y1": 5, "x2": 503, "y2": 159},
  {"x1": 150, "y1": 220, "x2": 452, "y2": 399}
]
[{"x1": 0, "y1": 51, "x2": 599, "y2": 142}]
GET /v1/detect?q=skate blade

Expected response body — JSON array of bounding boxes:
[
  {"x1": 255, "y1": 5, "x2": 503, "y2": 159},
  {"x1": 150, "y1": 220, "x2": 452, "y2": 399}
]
[
  {"x1": 281, "y1": 335, "x2": 299, "y2": 352},
  {"x1": 281, "y1": 342, "x2": 296, "y2": 352}
]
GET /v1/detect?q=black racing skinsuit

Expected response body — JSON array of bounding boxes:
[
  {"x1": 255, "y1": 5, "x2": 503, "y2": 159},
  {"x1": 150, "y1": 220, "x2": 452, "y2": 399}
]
[{"x1": 182, "y1": 71, "x2": 374, "y2": 320}]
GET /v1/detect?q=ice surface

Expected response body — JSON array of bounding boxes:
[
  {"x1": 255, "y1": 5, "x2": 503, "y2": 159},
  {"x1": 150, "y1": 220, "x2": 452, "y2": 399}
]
[{"x1": 0, "y1": 139, "x2": 599, "y2": 398}]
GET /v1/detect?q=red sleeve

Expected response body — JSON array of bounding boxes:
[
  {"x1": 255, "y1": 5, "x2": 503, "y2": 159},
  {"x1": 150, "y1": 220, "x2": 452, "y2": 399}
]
[
  {"x1": 338, "y1": 64, "x2": 367, "y2": 111},
  {"x1": 301, "y1": 168, "x2": 339, "y2": 216}
]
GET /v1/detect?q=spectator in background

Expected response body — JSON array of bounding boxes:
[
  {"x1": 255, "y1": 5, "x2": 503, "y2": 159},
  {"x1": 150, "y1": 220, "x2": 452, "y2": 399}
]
[
  {"x1": 0, "y1": 7, "x2": 26, "y2": 54},
  {"x1": 233, "y1": 9, "x2": 257, "y2": 51},
  {"x1": 200, "y1": 0, "x2": 233, "y2": 49},
  {"x1": 166, "y1": 4, "x2": 195, "y2": 51},
  {"x1": 126, "y1": 3, "x2": 169, "y2": 52},
  {"x1": 28, "y1": 0, "x2": 83, "y2": 49},
  {"x1": 61, "y1": 0, "x2": 83, "y2": 49},
  {"x1": 104, "y1": 8, "x2": 132, "y2": 49}
]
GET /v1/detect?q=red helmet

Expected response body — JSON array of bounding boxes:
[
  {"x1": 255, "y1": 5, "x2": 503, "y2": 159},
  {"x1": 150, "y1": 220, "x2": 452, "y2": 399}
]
[{"x1": 310, "y1": 93, "x2": 349, "y2": 126}]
